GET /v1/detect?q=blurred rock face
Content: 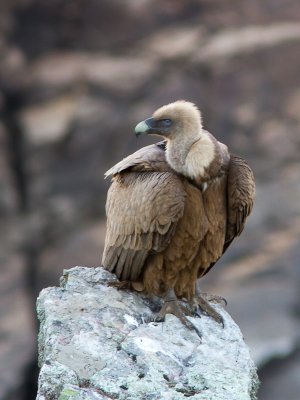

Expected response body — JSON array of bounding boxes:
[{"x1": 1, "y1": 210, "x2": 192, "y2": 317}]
[{"x1": 0, "y1": 1, "x2": 300, "y2": 399}]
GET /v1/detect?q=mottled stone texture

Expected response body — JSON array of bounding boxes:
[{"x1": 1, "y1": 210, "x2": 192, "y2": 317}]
[{"x1": 36, "y1": 267, "x2": 258, "y2": 400}]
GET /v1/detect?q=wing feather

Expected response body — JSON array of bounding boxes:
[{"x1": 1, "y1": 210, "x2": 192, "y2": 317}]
[
  {"x1": 200, "y1": 154, "x2": 255, "y2": 277},
  {"x1": 225, "y1": 155, "x2": 255, "y2": 243},
  {"x1": 104, "y1": 142, "x2": 169, "y2": 178},
  {"x1": 102, "y1": 170, "x2": 186, "y2": 281}
]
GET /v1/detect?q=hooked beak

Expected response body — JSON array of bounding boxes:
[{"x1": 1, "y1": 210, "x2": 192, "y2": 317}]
[{"x1": 135, "y1": 117, "x2": 155, "y2": 136}]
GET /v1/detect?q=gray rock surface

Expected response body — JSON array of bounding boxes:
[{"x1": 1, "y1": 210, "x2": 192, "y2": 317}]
[{"x1": 36, "y1": 267, "x2": 258, "y2": 400}]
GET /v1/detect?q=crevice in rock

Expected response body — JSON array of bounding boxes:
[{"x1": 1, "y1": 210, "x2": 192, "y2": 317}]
[
  {"x1": 175, "y1": 387, "x2": 203, "y2": 397},
  {"x1": 1, "y1": 86, "x2": 40, "y2": 400},
  {"x1": 20, "y1": 250, "x2": 40, "y2": 400},
  {"x1": 93, "y1": 387, "x2": 119, "y2": 400},
  {"x1": 22, "y1": 358, "x2": 39, "y2": 400},
  {"x1": 1, "y1": 88, "x2": 29, "y2": 213}
]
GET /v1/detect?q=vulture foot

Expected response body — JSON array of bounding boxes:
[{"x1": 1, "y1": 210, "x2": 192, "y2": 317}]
[
  {"x1": 155, "y1": 300, "x2": 202, "y2": 338},
  {"x1": 148, "y1": 289, "x2": 202, "y2": 338},
  {"x1": 200, "y1": 292, "x2": 227, "y2": 307},
  {"x1": 190, "y1": 295, "x2": 224, "y2": 327}
]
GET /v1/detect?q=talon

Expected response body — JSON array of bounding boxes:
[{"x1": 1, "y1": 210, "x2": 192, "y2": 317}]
[
  {"x1": 148, "y1": 289, "x2": 202, "y2": 338},
  {"x1": 192, "y1": 282, "x2": 225, "y2": 327},
  {"x1": 191, "y1": 294, "x2": 224, "y2": 327},
  {"x1": 156, "y1": 300, "x2": 202, "y2": 338},
  {"x1": 201, "y1": 292, "x2": 227, "y2": 307}
]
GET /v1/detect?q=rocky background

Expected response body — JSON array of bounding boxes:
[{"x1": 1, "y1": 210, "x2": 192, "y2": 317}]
[{"x1": 1, "y1": 1, "x2": 300, "y2": 399}]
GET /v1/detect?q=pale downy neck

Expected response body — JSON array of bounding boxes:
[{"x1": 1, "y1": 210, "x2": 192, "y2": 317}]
[{"x1": 165, "y1": 131, "x2": 217, "y2": 180}]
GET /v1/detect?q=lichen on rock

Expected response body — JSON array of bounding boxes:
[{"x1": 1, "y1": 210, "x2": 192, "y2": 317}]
[{"x1": 36, "y1": 266, "x2": 259, "y2": 400}]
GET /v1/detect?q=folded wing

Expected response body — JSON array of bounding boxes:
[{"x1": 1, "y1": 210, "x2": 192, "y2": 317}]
[
  {"x1": 201, "y1": 155, "x2": 255, "y2": 276},
  {"x1": 225, "y1": 155, "x2": 255, "y2": 248},
  {"x1": 102, "y1": 144, "x2": 186, "y2": 282}
]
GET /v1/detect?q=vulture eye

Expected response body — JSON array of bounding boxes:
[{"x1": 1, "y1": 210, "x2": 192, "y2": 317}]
[{"x1": 161, "y1": 119, "x2": 173, "y2": 127}]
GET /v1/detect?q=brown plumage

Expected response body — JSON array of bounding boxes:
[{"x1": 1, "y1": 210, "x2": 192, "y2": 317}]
[{"x1": 102, "y1": 101, "x2": 255, "y2": 328}]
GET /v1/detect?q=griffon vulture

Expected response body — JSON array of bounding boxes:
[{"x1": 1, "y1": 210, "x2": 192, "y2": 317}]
[{"x1": 102, "y1": 100, "x2": 255, "y2": 330}]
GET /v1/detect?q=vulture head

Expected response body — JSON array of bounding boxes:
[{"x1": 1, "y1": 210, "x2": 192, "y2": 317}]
[
  {"x1": 135, "y1": 100, "x2": 203, "y2": 140},
  {"x1": 134, "y1": 100, "x2": 223, "y2": 180}
]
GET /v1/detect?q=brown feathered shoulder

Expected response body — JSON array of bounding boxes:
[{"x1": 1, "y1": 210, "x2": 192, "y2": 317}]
[{"x1": 104, "y1": 141, "x2": 170, "y2": 178}]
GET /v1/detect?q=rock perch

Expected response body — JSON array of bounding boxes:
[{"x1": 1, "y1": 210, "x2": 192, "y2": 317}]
[{"x1": 36, "y1": 267, "x2": 259, "y2": 400}]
